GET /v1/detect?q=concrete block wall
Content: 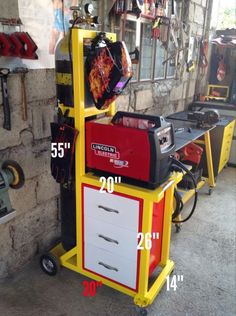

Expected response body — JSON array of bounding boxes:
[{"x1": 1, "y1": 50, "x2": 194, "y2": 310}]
[{"x1": 0, "y1": 69, "x2": 60, "y2": 279}]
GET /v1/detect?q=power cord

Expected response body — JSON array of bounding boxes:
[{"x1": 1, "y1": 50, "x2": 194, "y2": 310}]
[{"x1": 171, "y1": 157, "x2": 198, "y2": 223}]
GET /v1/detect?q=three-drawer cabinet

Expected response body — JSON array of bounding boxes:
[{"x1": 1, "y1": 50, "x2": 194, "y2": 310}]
[
  {"x1": 83, "y1": 184, "x2": 142, "y2": 290},
  {"x1": 82, "y1": 184, "x2": 165, "y2": 291},
  {"x1": 200, "y1": 117, "x2": 235, "y2": 177}
]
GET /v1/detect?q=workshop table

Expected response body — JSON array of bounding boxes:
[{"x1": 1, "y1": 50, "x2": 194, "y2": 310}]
[{"x1": 165, "y1": 112, "x2": 216, "y2": 207}]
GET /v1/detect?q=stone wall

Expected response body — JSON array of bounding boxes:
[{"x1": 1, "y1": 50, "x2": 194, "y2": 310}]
[
  {"x1": 0, "y1": 0, "x2": 212, "y2": 279},
  {"x1": 0, "y1": 69, "x2": 60, "y2": 278}
]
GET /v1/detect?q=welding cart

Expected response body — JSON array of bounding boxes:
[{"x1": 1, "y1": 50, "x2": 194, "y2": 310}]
[{"x1": 39, "y1": 29, "x2": 185, "y2": 314}]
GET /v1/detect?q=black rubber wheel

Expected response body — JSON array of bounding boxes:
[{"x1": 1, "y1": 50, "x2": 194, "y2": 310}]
[
  {"x1": 40, "y1": 253, "x2": 60, "y2": 276},
  {"x1": 208, "y1": 188, "x2": 213, "y2": 196},
  {"x1": 139, "y1": 308, "x2": 148, "y2": 316},
  {"x1": 2, "y1": 160, "x2": 25, "y2": 189},
  {"x1": 175, "y1": 224, "x2": 182, "y2": 233}
]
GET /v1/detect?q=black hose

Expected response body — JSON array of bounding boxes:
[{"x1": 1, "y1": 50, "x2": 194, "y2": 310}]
[
  {"x1": 172, "y1": 188, "x2": 184, "y2": 220},
  {"x1": 171, "y1": 157, "x2": 198, "y2": 223}
]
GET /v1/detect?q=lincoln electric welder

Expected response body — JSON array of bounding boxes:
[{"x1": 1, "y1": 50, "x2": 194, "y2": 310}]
[{"x1": 86, "y1": 111, "x2": 175, "y2": 189}]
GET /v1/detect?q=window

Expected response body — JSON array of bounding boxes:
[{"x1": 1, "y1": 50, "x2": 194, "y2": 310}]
[
  {"x1": 166, "y1": 36, "x2": 176, "y2": 78},
  {"x1": 140, "y1": 23, "x2": 153, "y2": 80},
  {"x1": 154, "y1": 39, "x2": 166, "y2": 79},
  {"x1": 124, "y1": 20, "x2": 138, "y2": 81},
  {"x1": 113, "y1": 14, "x2": 176, "y2": 82}
]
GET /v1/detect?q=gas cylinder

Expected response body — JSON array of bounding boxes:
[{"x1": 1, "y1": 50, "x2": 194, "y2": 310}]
[
  {"x1": 55, "y1": 34, "x2": 94, "y2": 109},
  {"x1": 55, "y1": 34, "x2": 74, "y2": 107},
  {"x1": 55, "y1": 35, "x2": 76, "y2": 251},
  {"x1": 54, "y1": 31, "x2": 94, "y2": 251}
]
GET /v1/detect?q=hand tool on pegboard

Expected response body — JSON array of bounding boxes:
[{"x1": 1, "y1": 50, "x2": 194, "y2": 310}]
[
  {"x1": 0, "y1": 68, "x2": 11, "y2": 130},
  {"x1": 12, "y1": 67, "x2": 29, "y2": 121}
]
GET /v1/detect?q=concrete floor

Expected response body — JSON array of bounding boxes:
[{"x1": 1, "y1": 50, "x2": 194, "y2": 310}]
[{"x1": 0, "y1": 167, "x2": 235, "y2": 316}]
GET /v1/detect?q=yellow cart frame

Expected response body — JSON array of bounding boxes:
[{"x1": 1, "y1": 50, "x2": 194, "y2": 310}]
[
  {"x1": 50, "y1": 28, "x2": 177, "y2": 308},
  {"x1": 206, "y1": 84, "x2": 229, "y2": 102}
]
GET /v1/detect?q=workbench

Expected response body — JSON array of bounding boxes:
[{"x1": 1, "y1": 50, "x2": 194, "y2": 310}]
[
  {"x1": 189, "y1": 101, "x2": 236, "y2": 166},
  {"x1": 166, "y1": 111, "x2": 216, "y2": 207}
]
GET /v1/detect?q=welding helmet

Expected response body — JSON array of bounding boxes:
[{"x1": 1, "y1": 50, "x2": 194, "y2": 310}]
[{"x1": 85, "y1": 32, "x2": 132, "y2": 110}]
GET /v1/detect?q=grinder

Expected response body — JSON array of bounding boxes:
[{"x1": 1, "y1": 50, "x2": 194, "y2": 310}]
[{"x1": 0, "y1": 160, "x2": 25, "y2": 223}]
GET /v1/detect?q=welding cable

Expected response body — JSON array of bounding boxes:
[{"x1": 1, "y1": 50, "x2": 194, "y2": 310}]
[
  {"x1": 171, "y1": 157, "x2": 198, "y2": 223},
  {"x1": 172, "y1": 188, "x2": 184, "y2": 220}
]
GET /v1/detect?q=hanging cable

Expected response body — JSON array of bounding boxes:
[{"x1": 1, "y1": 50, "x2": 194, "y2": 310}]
[{"x1": 171, "y1": 157, "x2": 198, "y2": 223}]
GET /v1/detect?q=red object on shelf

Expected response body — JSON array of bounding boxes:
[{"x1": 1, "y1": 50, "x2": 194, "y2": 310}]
[
  {"x1": 179, "y1": 142, "x2": 203, "y2": 166},
  {"x1": 0, "y1": 33, "x2": 14, "y2": 56},
  {"x1": 14, "y1": 32, "x2": 38, "y2": 59}
]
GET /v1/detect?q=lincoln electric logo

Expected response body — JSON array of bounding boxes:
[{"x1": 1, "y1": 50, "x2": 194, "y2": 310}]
[{"x1": 91, "y1": 143, "x2": 120, "y2": 159}]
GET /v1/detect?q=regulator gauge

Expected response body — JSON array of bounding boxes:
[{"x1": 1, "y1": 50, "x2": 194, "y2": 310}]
[{"x1": 84, "y1": 3, "x2": 94, "y2": 15}]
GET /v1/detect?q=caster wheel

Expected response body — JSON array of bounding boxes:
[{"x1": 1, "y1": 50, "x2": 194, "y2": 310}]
[
  {"x1": 139, "y1": 308, "x2": 148, "y2": 316},
  {"x1": 40, "y1": 253, "x2": 60, "y2": 276},
  {"x1": 208, "y1": 188, "x2": 213, "y2": 196},
  {"x1": 175, "y1": 224, "x2": 181, "y2": 233}
]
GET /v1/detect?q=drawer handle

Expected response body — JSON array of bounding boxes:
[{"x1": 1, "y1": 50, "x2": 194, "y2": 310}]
[
  {"x1": 98, "y1": 205, "x2": 119, "y2": 214},
  {"x1": 98, "y1": 261, "x2": 119, "y2": 272},
  {"x1": 98, "y1": 234, "x2": 119, "y2": 245}
]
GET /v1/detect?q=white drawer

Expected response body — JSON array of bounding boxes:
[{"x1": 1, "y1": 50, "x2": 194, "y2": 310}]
[
  {"x1": 84, "y1": 242, "x2": 138, "y2": 290},
  {"x1": 84, "y1": 217, "x2": 138, "y2": 261},
  {"x1": 83, "y1": 186, "x2": 140, "y2": 231}
]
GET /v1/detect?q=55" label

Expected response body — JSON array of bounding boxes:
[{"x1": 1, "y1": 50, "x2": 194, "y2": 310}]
[{"x1": 51, "y1": 142, "x2": 70, "y2": 158}]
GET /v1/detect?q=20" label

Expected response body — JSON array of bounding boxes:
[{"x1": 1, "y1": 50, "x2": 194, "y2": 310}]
[{"x1": 99, "y1": 176, "x2": 121, "y2": 193}]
